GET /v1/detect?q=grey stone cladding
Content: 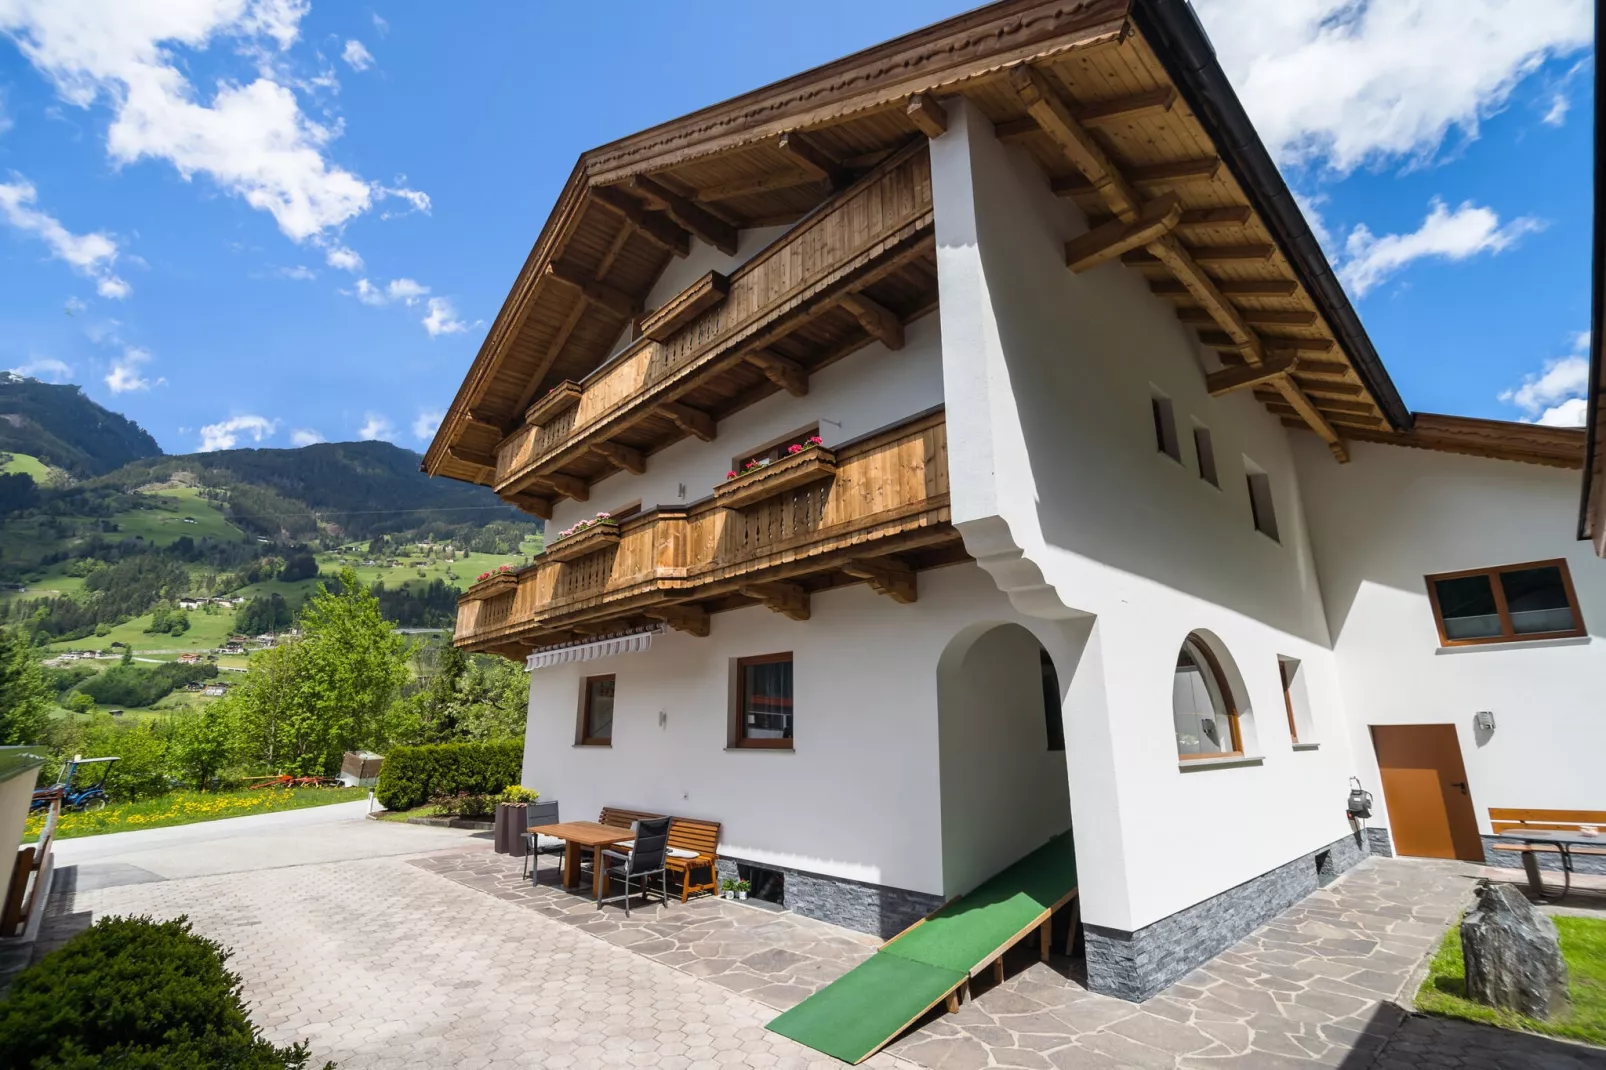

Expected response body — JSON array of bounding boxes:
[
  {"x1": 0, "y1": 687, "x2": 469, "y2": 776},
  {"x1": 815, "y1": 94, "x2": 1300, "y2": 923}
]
[
  {"x1": 1084, "y1": 831, "x2": 1368, "y2": 1002},
  {"x1": 1479, "y1": 835, "x2": 1606, "y2": 876},
  {"x1": 1365, "y1": 826, "x2": 1394, "y2": 857},
  {"x1": 715, "y1": 858, "x2": 944, "y2": 938}
]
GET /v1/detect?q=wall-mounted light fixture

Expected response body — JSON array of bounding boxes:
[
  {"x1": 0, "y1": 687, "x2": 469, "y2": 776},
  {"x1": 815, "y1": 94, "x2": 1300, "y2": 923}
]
[{"x1": 1474, "y1": 711, "x2": 1495, "y2": 733}]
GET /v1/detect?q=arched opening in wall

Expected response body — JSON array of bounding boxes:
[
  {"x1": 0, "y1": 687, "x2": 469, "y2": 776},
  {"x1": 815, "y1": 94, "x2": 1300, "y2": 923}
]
[
  {"x1": 1173, "y1": 629, "x2": 1253, "y2": 761},
  {"x1": 937, "y1": 622, "x2": 1076, "y2": 906}
]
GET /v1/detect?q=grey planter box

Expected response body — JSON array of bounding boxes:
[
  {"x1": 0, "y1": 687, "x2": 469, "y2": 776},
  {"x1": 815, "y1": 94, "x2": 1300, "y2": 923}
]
[{"x1": 495, "y1": 800, "x2": 559, "y2": 856}]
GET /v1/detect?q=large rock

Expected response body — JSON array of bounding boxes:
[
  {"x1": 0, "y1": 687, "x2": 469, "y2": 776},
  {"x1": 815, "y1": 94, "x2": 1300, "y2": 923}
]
[{"x1": 1460, "y1": 880, "x2": 1569, "y2": 1018}]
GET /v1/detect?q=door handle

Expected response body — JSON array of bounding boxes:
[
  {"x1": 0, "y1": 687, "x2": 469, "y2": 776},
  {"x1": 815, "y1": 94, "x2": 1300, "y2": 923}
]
[{"x1": 1451, "y1": 781, "x2": 1469, "y2": 795}]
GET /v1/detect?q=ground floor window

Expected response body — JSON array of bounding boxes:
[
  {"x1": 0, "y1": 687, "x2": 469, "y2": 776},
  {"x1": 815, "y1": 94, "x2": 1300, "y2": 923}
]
[
  {"x1": 1173, "y1": 634, "x2": 1240, "y2": 759},
  {"x1": 735, "y1": 653, "x2": 793, "y2": 748},
  {"x1": 578, "y1": 674, "x2": 615, "y2": 745}
]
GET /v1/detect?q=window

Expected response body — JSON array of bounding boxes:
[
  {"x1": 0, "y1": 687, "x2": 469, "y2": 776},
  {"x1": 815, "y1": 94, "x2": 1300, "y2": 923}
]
[
  {"x1": 735, "y1": 653, "x2": 793, "y2": 748},
  {"x1": 1245, "y1": 461, "x2": 1279, "y2": 542},
  {"x1": 732, "y1": 426, "x2": 822, "y2": 478},
  {"x1": 1193, "y1": 425, "x2": 1218, "y2": 487},
  {"x1": 1173, "y1": 635, "x2": 1241, "y2": 759},
  {"x1": 1041, "y1": 649, "x2": 1065, "y2": 751},
  {"x1": 1425, "y1": 559, "x2": 1585, "y2": 646},
  {"x1": 1279, "y1": 656, "x2": 1315, "y2": 745},
  {"x1": 1151, "y1": 393, "x2": 1180, "y2": 462},
  {"x1": 578, "y1": 674, "x2": 615, "y2": 745}
]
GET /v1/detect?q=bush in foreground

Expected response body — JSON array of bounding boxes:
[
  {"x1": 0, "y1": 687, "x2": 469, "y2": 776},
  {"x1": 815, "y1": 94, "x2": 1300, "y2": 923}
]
[
  {"x1": 0, "y1": 914, "x2": 333, "y2": 1068},
  {"x1": 375, "y1": 739, "x2": 521, "y2": 811}
]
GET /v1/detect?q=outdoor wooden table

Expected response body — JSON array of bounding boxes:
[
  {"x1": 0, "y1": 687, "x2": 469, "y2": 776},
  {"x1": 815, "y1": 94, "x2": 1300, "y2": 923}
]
[
  {"x1": 1493, "y1": 829, "x2": 1605, "y2": 901},
  {"x1": 528, "y1": 821, "x2": 632, "y2": 897}
]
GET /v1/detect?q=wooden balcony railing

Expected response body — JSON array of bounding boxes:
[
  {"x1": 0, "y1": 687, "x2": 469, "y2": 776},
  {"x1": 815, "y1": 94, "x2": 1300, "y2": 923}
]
[
  {"x1": 492, "y1": 143, "x2": 934, "y2": 497},
  {"x1": 459, "y1": 410, "x2": 952, "y2": 651}
]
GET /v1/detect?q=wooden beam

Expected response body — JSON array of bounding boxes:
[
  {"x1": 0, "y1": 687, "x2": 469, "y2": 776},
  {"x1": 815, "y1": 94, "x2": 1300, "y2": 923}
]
[
  {"x1": 1270, "y1": 380, "x2": 1348, "y2": 460},
  {"x1": 1177, "y1": 307, "x2": 1316, "y2": 327},
  {"x1": 1151, "y1": 278, "x2": 1297, "y2": 297},
  {"x1": 628, "y1": 175, "x2": 739, "y2": 255},
  {"x1": 592, "y1": 442, "x2": 646, "y2": 475},
  {"x1": 777, "y1": 131, "x2": 846, "y2": 188},
  {"x1": 657, "y1": 402, "x2": 716, "y2": 442},
  {"x1": 1123, "y1": 244, "x2": 1273, "y2": 265},
  {"x1": 504, "y1": 493, "x2": 553, "y2": 521},
  {"x1": 464, "y1": 410, "x2": 503, "y2": 431},
  {"x1": 838, "y1": 293, "x2": 904, "y2": 350},
  {"x1": 738, "y1": 582, "x2": 811, "y2": 621},
  {"x1": 906, "y1": 93, "x2": 948, "y2": 138},
  {"x1": 1052, "y1": 157, "x2": 1220, "y2": 195},
  {"x1": 995, "y1": 87, "x2": 1177, "y2": 141},
  {"x1": 644, "y1": 606, "x2": 710, "y2": 638},
  {"x1": 1064, "y1": 192, "x2": 1182, "y2": 273},
  {"x1": 1252, "y1": 389, "x2": 1377, "y2": 416},
  {"x1": 510, "y1": 293, "x2": 590, "y2": 417},
  {"x1": 591, "y1": 187, "x2": 691, "y2": 257},
  {"x1": 542, "y1": 473, "x2": 590, "y2": 502},
  {"x1": 693, "y1": 171, "x2": 822, "y2": 202},
  {"x1": 1199, "y1": 331, "x2": 1333, "y2": 353},
  {"x1": 745, "y1": 349, "x2": 808, "y2": 397},
  {"x1": 447, "y1": 446, "x2": 497, "y2": 469},
  {"x1": 841, "y1": 557, "x2": 917, "y2": 604},
  {"x1": 1093, "y1": 206, "x2": 1252, "y2": 233},
  {"x1": 1146, "y1": 236, "x2": 1262, "y2": 355},
  {"x1": 1009, "y1": 64, "x2": 1142, "y2": 221},
  {"x1": 544, "y1": 262, "x2": 639, "y2": 319},
  {"x1": 1205, "y1": 352, "x2": 1297, "y2": 396}
]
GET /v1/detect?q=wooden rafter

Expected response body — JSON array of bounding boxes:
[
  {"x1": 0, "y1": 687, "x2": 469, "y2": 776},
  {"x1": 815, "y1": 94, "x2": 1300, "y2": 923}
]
[
  {"x1": 739, "y1": 582, "x2": 811, "y2": 621},
  {"x1": 745, "y1": 349, "x2": 809, "y2": 397},
  {"x1": 838, "y1": 293, "x2": 905, "y2": 350},
  {"x1": 693, "y1": 170, "x2": 823, "y2": 202},
  {"x1": 544, "y1": 262, "x2": 639, "y2": 319},
  {"x1": 1151, "y1": 279, "x2": 1296, "y2": 297},
  {"x1": 842, "y1": 557, "x2": 918, "y2": 603},
  {"x1": 1007, "y1": 62, "x2": 1348, "y2": 461},
  {"x1": 543, "y1": 473, "x2": 590, "y2": 502},
  {"x1": 1052, "y1": 157, "x2": 1219, "y2": 195},
  {"x1": 1199, "y1": 332, "x2": 1333, "y2": 353},
  {"x1": 657, "y1": 402, "x2": 717, "y2": 442},
  {"x1": 447, "y1": 445, "x2": 497, "y2": 469},
  {"x1": 627, "y1": 175, "x2": 739, "y2": 254},
  {"x1": 505, "y1": 492, "x2": 553, "y2": 521},
  {"x1": 590, "y1": 186, "x2": 691, "y2": 256},
  {"x1": 994, "y1": 86, "x2": 1176, "y2": 141},
  {"x1": 592, "y1": 442, "x2": 646, "y2": 475},
  {"x1": 1123, "y1": 244, "x2": 1272, "y2": 265},
  {"x1": 906, "y1": 93, "x2": 948, "y2": 138},
  {"x1": 777, "y1": 131, "x2": 846, "y2": 188},
  {"x1": 1177, "y1": 308, "x2": 1315, "y2": 327},
  {"x1": 1064, "y1": 192, "x2": 1181, "y2": 273},
  {"x1": 644, "y1": 605, "x2": 711, "y2": 637},
  {"x1": 1205, "y1": 352, "x2": 1296, "y2": 397}
]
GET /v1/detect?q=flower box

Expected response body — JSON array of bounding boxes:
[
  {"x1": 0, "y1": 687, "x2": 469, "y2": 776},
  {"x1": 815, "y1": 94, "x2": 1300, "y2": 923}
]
[
  {"x1": 544, "y1": 521, "x2": 620, "y2": 563},
  {"x1": 464, "y1": 571, "x2": 519, "y2": 600},
  {"x1": 523, "y1": 380, "x2": 583, "y2": 427},
  {"x1": 715, "y1": 446, "x2": 837, "y2": 510}
]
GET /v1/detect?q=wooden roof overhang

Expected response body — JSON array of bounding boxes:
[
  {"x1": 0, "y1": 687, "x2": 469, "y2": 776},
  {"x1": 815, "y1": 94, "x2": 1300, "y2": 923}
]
[{"x1": 426, "y1": 0, "x2": 1413, "y2": 499}]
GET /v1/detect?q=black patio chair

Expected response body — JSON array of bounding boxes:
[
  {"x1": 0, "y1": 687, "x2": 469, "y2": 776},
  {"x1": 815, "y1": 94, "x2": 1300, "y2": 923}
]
[
  {"x1": 521, "y1": 803, "x2": 565, "y2": 882},
  {"x1": 595, "y1": 816, "x2": 671, "y2": 917}
]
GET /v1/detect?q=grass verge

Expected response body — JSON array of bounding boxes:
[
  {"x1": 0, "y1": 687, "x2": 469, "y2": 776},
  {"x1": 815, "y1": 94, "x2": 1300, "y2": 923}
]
[
  {"x1": 1417, "y1": 914, "x2": 1606, "y2": 1047},
  {"x1": 24, "y1": 786, "x2": 368, "y2": 841},
  {"x1": 372, "y1": 803, "x2": 443, "y2": 823}
]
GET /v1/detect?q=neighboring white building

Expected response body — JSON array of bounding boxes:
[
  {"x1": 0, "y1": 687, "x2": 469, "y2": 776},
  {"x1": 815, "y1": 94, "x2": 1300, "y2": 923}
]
[{"x1": 426, "y1": 0, "x2": 1600, "y2": 1002}]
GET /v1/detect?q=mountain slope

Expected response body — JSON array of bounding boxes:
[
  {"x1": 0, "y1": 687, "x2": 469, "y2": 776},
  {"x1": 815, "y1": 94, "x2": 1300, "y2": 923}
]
[{"x1": 0, "y1": 374, "x2": 161, "y2": 476}]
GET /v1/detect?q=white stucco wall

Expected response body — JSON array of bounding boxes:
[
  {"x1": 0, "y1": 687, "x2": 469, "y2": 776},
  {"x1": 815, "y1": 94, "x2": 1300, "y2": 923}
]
[
  {"x1": 1296, "y1": 436, "x2": 1606, "y2": 838},
  {"x1": 547, "y1": 311, "x2": 943, "y2": 531},
  {"x1": 520, "y1": 562, "x2": 1076, "y2": 896},
  {"x1": 929, "y1": 99, "x2": 1362, "y2": 932}
]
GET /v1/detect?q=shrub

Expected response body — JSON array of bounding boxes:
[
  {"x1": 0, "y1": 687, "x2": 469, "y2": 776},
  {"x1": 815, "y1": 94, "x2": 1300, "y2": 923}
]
[
  {"x1": 430, "y1": 791, "x2": 496, "y2": 818},
  {"x1": 374, "y1": 740, "x2": 522, "y2": 811},
  {"x1": 0, "y1": 914, "x2": 332, "y2": 1069},
  {"x1": 499, "y1": 784, "x2": 540, "y2": 804}
]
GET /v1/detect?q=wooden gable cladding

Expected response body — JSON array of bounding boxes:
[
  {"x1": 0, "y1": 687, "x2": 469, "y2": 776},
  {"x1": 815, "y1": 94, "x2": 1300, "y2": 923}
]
[
  {"x1": 492, "y1": 144, "x2": 935, "y2": 500},
  {"x1": 456, "y1": 411, "x2": 960, "y2": 653}
]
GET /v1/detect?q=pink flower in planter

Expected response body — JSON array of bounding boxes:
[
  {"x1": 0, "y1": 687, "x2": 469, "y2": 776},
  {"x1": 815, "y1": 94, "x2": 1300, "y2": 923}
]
[
  {"x1": 808, "y1": 435, "x2": 823, "y2": 446},
  {"x1": 477, "y1": 572, "x2": 491, "y2": 581},
  {"x1": 726, "y1": 470, "x2": 737, "y2": 480},
  {"x1": 787, "y1": 443, "x2": 803, "y2": 455}
]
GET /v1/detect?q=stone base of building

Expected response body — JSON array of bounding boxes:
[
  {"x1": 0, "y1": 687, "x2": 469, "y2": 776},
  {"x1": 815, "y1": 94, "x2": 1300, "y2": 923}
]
[
  {"x1": 1364, "y1": 826, "x2": 1393, "y2": 857},
  {"x1": 1083, "y1": 831, "x2": 1369, "y2": 1002},
  {"x1": 715, "y1": 858, "x2": 944, "y2": 939}
]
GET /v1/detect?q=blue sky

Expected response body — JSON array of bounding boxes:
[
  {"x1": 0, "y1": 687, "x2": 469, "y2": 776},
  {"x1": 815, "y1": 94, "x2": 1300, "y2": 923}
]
[{"x1": 0, "y1": 1, "x2": 1594, "y2": 454}]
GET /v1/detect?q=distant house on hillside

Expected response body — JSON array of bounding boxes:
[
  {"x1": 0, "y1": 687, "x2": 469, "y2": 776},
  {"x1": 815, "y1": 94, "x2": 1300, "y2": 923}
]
[
  {"x1": 178, "y1": 598, "x2": 203, "y2": 610},
  {"x1": 202, "y1": 684, "x2": 228, "y2": 697},
  {"x1": 177, "y1": 653, "x2": 200, "y2": 664},
  {"x1": 218, "y1": 643, "x2": 245, "y2": 656}
]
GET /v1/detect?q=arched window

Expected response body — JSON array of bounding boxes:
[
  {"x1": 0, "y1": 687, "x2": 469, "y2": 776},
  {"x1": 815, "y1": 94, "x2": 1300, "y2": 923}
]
[{"x1": 1173, "y1": 634, "x2": 1241, "y2": 759}]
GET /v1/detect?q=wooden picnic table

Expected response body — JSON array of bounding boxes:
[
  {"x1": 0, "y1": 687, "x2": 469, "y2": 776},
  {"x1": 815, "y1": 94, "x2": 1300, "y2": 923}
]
[
  {"x1": 529, "y1": 821, "x2": 632, "y2": 897},
  {"x1": 1493, "y1": 828, "x2": 1605, "y2": 901}
]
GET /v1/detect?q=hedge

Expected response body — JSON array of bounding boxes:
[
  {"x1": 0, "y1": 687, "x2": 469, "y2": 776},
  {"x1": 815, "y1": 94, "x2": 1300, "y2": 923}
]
[
  {"x1": 374, "y1": 740, "x2": 523, "y2": 812},
  {"x1": 0, "y1": 914, "x2": 331, "y2": 1069}
]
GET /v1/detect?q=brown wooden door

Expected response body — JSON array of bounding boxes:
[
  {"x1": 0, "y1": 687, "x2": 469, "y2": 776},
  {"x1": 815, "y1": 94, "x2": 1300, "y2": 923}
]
[{"x1": 1371, "y1": 724, "x2": 1484, "y2": 861}]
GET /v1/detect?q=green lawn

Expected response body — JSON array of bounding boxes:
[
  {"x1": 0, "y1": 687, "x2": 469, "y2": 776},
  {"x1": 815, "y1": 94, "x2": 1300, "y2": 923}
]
[
  {"x1": 45, "y1": 606, "x2": 239, "y2": 657},
  {"x1": 24, "y1": 786, "x2": 368, "y2": 841},
  {"x1": 1417, "y1": 914, "x2": 1606, "y2": 1047},
  {"x1": 373, "y1": 802, "x2": 444, "y2": 823},
  {"x1": 108, "y1": 485, "x2": 243, "y2": 546},
  {"x1": 0, "y1": 451, "x2": 58, "y2": 482}
]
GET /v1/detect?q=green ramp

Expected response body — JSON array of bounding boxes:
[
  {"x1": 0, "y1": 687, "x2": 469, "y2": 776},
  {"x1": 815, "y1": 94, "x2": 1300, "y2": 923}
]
[{"x1": 767, "y1": 834, "x2": 1077, "y2": 1064}]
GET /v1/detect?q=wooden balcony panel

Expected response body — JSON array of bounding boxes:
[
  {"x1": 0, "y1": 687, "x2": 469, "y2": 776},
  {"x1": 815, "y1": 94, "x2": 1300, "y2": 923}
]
[
  {"x1": 461, "y1": 411, "x2": 952, "y2": 649},
  {"x1": 494, "y1": 144, "x2": 934, "y2": 497}
]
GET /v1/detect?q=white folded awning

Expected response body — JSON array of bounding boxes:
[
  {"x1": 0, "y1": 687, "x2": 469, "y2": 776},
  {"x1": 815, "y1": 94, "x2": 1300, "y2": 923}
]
[{"x1": 525, "y1": 625, "x2": 664, "y2": 671}]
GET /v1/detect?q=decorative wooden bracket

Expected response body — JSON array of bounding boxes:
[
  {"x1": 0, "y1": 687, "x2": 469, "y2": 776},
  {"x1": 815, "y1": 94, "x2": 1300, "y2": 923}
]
[
  {"x1": 627, "y1": 175, "x2": 738, "y2": 255},
  {"x1": 745, "y1": 349, "x2": 808, "y2": 397},
  {"x1": 447, "y1": 445, "x2": 497, "y2": 469},
  {"x1": 645, "y1": 606, "x2": 711, "y2": 637},
  {"x1": 657, "y1": 402, "x2": 717, "y2": 442},
  {"x1": 906, "y1": 93, "x2": 948, "y2": 138},
  {"x1": 777, "y1": 131, "x2": 846, "y2": 188},
  {"x1": 1064, "y1": 193, "x2": 1182, "y2": 273},
  {"x1": 541, "y1": 473, "x2": 590, "y2": 502},
  {"x1": 544, "y1": 262, "x2": 640, "y2": 319},
  {"x1": 739, "y1": 582, "x2": 811, "y2": 621},
  {"x1": 838, "y1": 293, "x2": 904, "y2": 351},
  {"x1": 592, "y1": 442, "x2": 646, "y2": 475},
  {"x1": 1205, "y1": 352, "x2": 1297, "y2": 397},
  {"x1": 504, "y1": 492, "x2": 553, "y2": 520},
  {"x1": 842, "y1": 557, "x2": 917, "y2": 603}
]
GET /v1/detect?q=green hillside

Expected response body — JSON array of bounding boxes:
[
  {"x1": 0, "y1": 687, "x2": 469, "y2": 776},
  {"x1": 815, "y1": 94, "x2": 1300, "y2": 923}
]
[{"x1": 0, "y1": 374, "x2": 160, "y2": 476}]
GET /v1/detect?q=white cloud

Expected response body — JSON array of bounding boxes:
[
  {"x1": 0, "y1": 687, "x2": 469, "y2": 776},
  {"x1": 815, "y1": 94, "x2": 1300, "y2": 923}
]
[
  {"x1": 387, "y1": 277, "x2": 427, "y2": 305},
  {"x1": 289, "y1": 427, "x2": 324, "y2": 446},
  {"x1": 422, "y1": 296, "x2": 467, "y2": 337},
  {"x1": 349, "y1": 275, "x2": 428, "y2": 307},
  {"x1": 279, "y1": 264, "x2": 315, "y2": 280},
  {"x1": 1194, "y1": 0, "x2": 1593, "y2": 172},
  {"x1": 198, "y1": 413, "x2": 278, "y2": 451},
  {"x1": 324, "y1": 244, "x2": 362, "y2": 271},
  {"x1": 8, "y1": 356, "x2": 73, "y2": 382},
  {"x1": 357, "y1": 412, "x2": 393, "y2": 441},
  {"x1": 0, "y1": 0, "x2": 413, "y2": 244},
  {"x1": 371, "y1": 13, "x2": 388, "y2": 35},
  {"x1": 1336, "y1": 198, "x2": 1542, "y2": 297},
  {"x1": 341, "y1": 39, "x2": 373, "y2": 71},
  {"x1": 1500, "y1": 332, "x2": 1591, "y2": 427},
  {"x1": 377, "y1": 182, "x2": 429, "y2": 219},
  {"x1": 0, "y1": 175, "x2": 130, "y2": 297},
  {"x1": 411, "y1": 408, "x2": 443, "y2": 441},
  {"x1": 1542, "y1": 93, "x2": 1570, "y2": 127},
  {"x1": 63, "y1": 296, "x2": 87, "y2": 315},
  {"x1": 104, "y1": 345, "x2": 155, "y2": 392}
]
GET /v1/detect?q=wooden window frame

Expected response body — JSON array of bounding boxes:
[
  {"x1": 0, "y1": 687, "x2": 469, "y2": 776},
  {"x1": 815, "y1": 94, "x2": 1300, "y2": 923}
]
[
  {"x1": 1424, "y1": 558, "x2": 1586, "y2": 648},
  {"x1": 733, "y1": 652, "x2": 794, "y2": 750},
  {"x1": 1278, "y1": 658, "x2": 1300, "y2": 744},
  {"x1": 1176, "y1": 637, "x2": 1243, "y2": 761},
  {"x1": 578, "y1": 673, "x2": 615, "y2": 746}
]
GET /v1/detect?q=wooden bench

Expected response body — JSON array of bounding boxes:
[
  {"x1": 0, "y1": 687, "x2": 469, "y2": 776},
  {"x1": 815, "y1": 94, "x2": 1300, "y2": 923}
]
[
  {"x1": 1489, "y1": 808, "x2": 1606, "y2": 892},
  {"x1": 596, "y1": 807, "x2": 720, "y2": 902}
]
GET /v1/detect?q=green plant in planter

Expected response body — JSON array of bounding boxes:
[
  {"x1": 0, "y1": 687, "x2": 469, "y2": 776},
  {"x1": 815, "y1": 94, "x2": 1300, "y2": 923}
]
[
  {"x1": 736, "y1": 880, "x2": 751, "y2": 899},
  {"x1": 499, "y1": 785, "x2": 540, "y2": 804},
  {"x1": 721, "y1": 878, "x2": 736, "y2": 898}
]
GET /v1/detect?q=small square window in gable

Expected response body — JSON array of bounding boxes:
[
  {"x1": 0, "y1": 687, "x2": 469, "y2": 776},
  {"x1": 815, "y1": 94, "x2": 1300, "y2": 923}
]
[{"x1": 1151, "y1": 391, "x2": 1180, "y2": 463}]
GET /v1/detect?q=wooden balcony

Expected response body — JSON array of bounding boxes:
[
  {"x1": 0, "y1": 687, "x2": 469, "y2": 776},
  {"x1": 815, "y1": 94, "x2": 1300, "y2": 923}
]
[
  {"x1": 490, "y1": 142, "x2": 937, "y2": 516},
  {"x1": 458, "y1": 411, "x2": 964, "y2": 656}
]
